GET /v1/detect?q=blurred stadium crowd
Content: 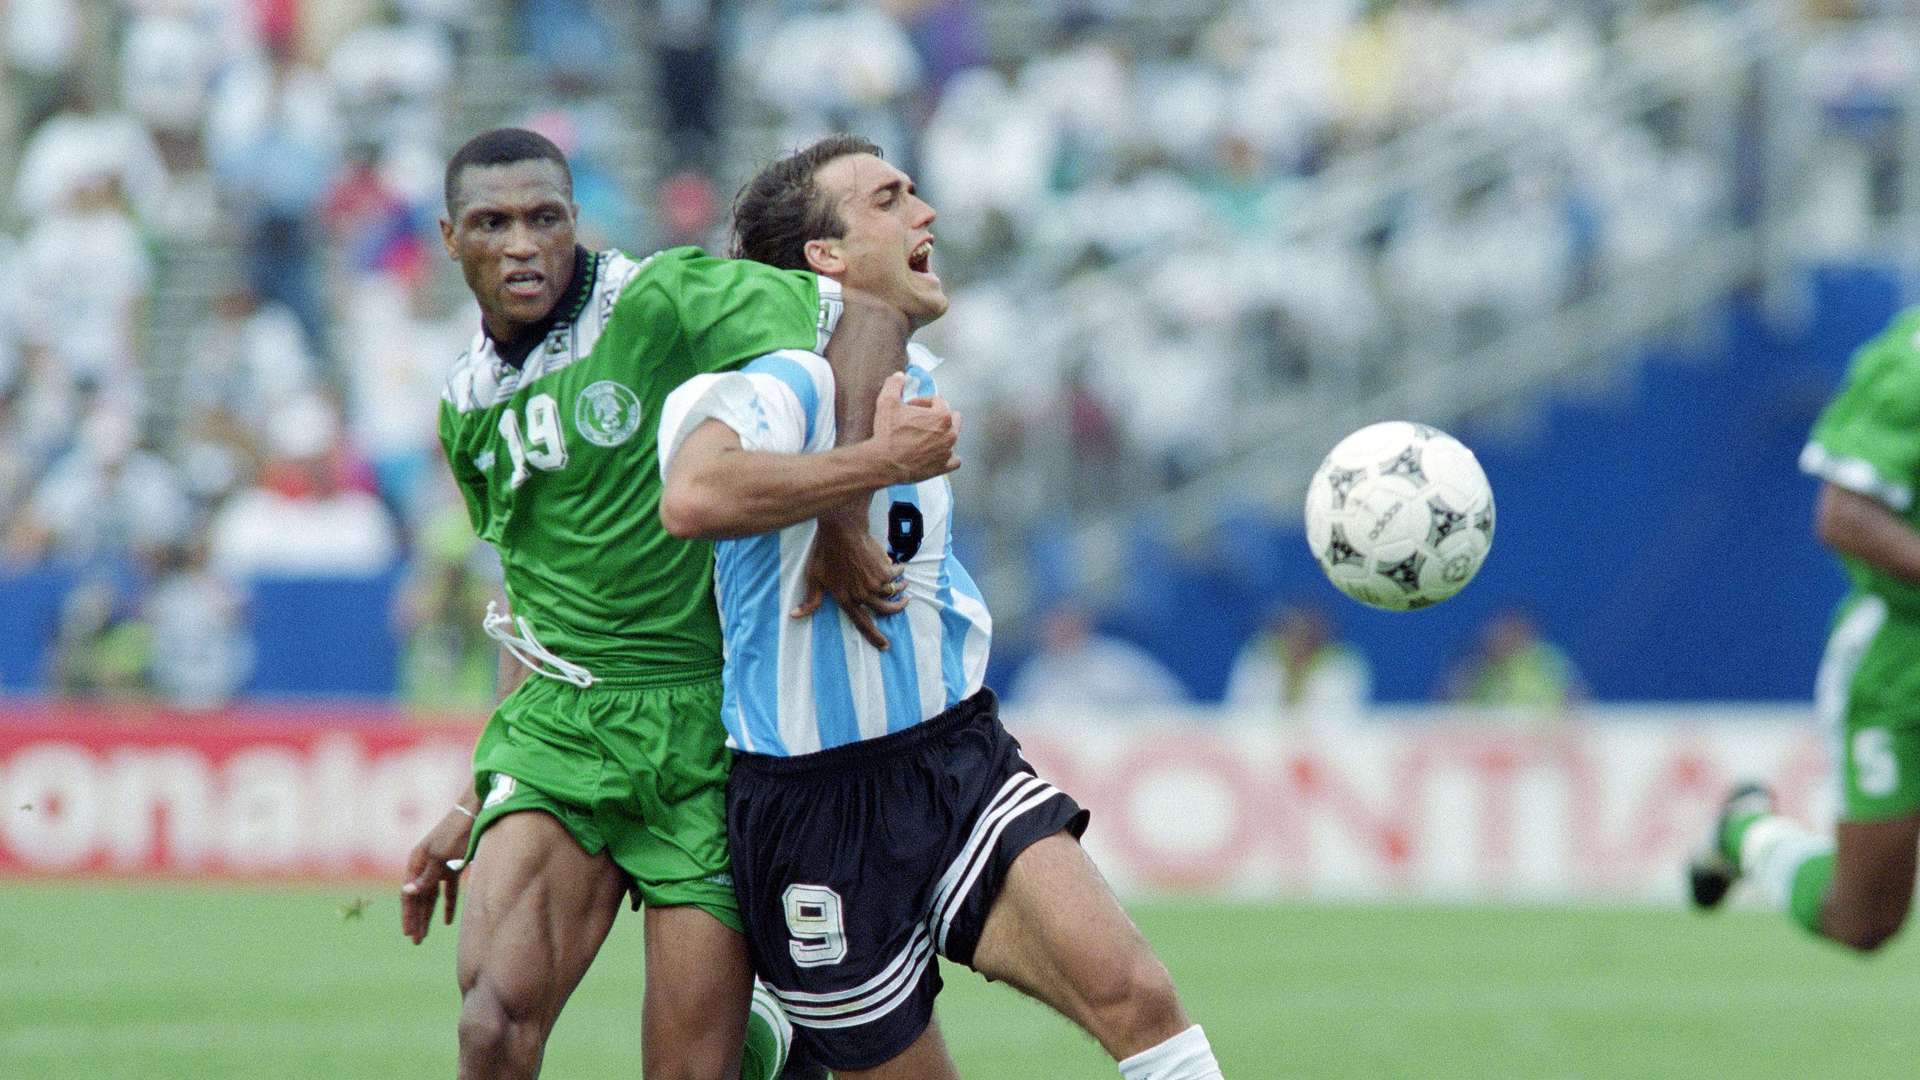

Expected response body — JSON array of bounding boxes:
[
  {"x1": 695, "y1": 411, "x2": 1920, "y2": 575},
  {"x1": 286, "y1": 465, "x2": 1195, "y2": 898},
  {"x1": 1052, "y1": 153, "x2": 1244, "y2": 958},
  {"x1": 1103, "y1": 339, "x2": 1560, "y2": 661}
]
[{"x1": 0, "y1": 0, "x2": 1907, "y2": 709}]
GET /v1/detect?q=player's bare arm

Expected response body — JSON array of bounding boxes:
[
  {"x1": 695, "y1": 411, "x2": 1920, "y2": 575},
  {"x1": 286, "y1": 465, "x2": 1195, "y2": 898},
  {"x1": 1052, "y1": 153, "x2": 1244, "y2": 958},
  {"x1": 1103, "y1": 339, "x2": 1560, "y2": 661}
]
[
  {"x1": 401, "y1": 599, "x2": 535, "y2": 944},
  {"x1": 1815, "y1": 483, "x2": 1920, "y2": 583},
  {"x1": 660, "y1": 374, "x2": 959, "y2": 540}
]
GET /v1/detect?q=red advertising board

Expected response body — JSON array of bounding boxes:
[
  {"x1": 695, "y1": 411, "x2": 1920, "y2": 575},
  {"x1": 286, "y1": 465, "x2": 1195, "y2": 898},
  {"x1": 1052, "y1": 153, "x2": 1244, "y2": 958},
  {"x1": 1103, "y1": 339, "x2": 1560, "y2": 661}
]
[
  {"x1": 0, "y1": 702, "x2": 1830, "y2": 900},
  {"x1": 0, "y1": 703, "x2": 474, "y2": 878}
]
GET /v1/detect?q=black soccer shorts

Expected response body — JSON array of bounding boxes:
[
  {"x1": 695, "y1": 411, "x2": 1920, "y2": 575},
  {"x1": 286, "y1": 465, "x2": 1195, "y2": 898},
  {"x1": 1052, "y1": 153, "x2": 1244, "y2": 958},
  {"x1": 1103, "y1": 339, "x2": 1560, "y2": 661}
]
[{"x1": 726, "y1": 688, "x2": 1088, "y2": 1072}]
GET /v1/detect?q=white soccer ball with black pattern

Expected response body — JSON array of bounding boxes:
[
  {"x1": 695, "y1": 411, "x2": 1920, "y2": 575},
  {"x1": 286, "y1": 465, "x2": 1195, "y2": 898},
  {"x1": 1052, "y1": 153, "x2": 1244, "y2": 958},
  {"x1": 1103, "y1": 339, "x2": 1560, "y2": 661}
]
[{"x1": 1304, "y1": 421, "x2": 1495, "y2": 611}]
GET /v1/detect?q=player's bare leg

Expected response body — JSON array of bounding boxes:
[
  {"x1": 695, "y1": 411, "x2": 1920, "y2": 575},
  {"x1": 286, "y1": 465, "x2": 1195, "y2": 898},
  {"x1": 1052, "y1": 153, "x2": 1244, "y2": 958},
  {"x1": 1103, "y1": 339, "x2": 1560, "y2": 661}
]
[
  {"x1": 969, "y1": 832, "x2": 1198, "y2": 1063},
  {"x1": 641, "y1": 904, "x2": 755, "y2": 1080},
  {"x1": 828, "y1": 1018, "x2": 962, "y2": 1080},
  {"x1": 1697, "y1": 783, "x2": 1920, "y2": 953},
  {"x1": 1821, "y1": 811, "x2": 1920, "y2": 951},
  {"x1": 456, "y1": 810, "x2": 627, "y2": 1079}
]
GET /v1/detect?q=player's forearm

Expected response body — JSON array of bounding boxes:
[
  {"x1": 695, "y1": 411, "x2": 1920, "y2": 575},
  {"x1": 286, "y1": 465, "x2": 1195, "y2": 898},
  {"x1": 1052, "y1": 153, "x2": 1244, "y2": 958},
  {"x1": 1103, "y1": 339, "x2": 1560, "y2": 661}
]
[
  {"x1": 662, "y1": 442, "x2": 900, "y2": 540},
  {"x1": 1817, "y1": 483, "x2": 1920, "y2": 584}
]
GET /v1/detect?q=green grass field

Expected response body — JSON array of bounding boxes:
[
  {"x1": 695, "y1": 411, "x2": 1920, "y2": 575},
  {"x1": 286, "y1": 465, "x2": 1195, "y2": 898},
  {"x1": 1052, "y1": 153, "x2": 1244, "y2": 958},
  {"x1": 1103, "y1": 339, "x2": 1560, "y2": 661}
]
[{"x1": 5, "y1": 883, "x2": 1920, "y2": 1079}]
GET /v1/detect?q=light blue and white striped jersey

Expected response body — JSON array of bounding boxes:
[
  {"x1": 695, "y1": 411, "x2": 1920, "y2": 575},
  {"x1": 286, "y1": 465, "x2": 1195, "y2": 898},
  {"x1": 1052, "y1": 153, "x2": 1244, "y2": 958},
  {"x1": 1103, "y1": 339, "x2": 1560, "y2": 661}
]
[{"x1": 658, "y1": 345, "x2": 992, "y2": 756}]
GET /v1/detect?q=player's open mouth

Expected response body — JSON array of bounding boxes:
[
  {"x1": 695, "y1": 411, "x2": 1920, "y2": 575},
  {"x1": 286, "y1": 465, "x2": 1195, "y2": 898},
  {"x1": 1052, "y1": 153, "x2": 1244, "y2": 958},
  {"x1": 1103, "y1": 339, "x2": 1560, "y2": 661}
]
[
  {"x1": 908, "y1": 240, "x2": 935, "y2": 280},
  {"x1": 504, "y1": 270, "x2": 546, "y2": 299}
]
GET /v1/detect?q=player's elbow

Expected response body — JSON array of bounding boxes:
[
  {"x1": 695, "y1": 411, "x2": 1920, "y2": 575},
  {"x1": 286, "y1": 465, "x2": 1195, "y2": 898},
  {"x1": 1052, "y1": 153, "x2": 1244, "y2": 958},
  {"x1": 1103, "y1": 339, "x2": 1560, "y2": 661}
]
[{"x1": 660, "y1": 477, "x2": 722, "y2": 540}]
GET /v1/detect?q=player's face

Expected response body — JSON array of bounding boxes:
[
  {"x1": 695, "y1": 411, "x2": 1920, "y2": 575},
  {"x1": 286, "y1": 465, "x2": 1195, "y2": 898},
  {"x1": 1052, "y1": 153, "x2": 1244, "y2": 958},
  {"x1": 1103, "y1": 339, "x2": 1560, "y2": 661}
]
[
  {"x1": 810, "y1": 154, "x2": 947, "y2": 328},
  {"x1": 441, "y1": 160, "x2": 578, "y2": 341}
]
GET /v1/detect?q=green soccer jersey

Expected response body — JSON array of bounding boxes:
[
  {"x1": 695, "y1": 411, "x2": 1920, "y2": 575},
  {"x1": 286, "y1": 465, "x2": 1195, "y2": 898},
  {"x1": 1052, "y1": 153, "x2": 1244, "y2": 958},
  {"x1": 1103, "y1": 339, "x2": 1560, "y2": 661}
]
[
  {"x1": 1801, "y1": 306, "x2": 1920, "y2": 612},
  {"x1": 438, "y1": 246, "x2": 843, "y2": 682}
]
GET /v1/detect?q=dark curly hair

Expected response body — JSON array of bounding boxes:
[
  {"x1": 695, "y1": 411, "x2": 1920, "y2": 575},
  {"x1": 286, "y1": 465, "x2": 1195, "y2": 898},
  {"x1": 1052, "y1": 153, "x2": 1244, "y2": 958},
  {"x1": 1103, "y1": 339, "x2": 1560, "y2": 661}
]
[{"x1": 731, "y1": 135, "x2": 883, "y2": 271}]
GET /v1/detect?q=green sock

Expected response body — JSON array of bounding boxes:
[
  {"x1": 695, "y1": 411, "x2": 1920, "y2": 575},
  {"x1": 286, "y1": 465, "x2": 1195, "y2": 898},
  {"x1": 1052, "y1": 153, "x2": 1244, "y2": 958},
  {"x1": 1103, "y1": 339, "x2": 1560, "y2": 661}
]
[
  {"x1": 1735, "y1": 813, "x2": 1836, "y2": 936},
  {"x1": 739, "y1": 983, "x2": 792, "y2": 1080},
  {"x1": 1787, "y1": 851, "x2": 1835, "y2": 936}
]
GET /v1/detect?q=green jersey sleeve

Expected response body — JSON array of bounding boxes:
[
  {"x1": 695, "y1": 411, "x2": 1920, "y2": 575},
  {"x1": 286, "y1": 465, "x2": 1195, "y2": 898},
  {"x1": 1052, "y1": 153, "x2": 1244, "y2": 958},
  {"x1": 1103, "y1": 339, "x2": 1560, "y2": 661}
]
[
  {"x1": 609, "y1": 247, "x2": 838, "y2": 387},
  {"x1": 438, "y1": 397, "x2": 493, "y2": 540},
  {"x1": 1802, "y1": 309, "x2": 1920, "y2": 513}
]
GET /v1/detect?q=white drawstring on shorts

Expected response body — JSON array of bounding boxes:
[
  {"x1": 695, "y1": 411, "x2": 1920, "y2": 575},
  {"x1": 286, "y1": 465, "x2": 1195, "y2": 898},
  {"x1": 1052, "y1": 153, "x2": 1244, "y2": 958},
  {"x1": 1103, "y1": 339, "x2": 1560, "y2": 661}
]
[{"x1": 482, "y1": 601, "x2": 596, "y2": 688}]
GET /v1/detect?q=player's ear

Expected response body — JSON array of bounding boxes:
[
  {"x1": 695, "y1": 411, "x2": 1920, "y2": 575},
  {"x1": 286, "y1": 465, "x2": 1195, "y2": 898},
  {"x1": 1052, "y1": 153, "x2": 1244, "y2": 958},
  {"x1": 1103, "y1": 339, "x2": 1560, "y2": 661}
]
[
  {"x1": 803, "y1": 237, "x2": 844, "y2": 276},
  {"x1": 439, "y1": 215, "x2": 458, "y2": 259}
]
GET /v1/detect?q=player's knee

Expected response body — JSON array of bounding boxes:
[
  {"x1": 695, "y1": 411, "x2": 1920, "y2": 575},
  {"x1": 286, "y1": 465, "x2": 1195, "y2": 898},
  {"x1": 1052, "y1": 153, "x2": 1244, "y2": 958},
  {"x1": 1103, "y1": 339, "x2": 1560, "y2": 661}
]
[{"x1": 458, "y1": 979, "x2": 548, "y2": 1070}]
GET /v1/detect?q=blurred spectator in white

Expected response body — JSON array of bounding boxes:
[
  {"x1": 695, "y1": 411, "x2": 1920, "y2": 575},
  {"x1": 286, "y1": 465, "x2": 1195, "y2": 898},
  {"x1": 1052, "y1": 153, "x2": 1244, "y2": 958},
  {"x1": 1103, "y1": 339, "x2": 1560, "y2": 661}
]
[
  {"x1": 1017, "y1": 30, "x2": 1135, "y2": 190},
  {"x1": 0, "y1": 343, "x2": 96, "y2": 540},
  {"x1": 208, "y1": 392, "x2": 399, "y2": 577},
  {"x1": 1215, "y1": 2, "x2": 1344, "y2": 169},
  {"x1": 1442, "y1": 607, "x2": 1585, "y2": 714},
  {"x1": 1224, "y1": 604, "x2": 1370, "y2": 728},
  {"x1": 918, "y1": 66, "x2": 1053, "y2": 250},
  {"x1": 182, "y1": 283, "x2": 318, "y2": 433},
  {"x1": 746, "y1": 0, "x2": 922, "y2": 157},
  {"x1": 118, "y1": 6, "x2": 225, "y2": 234},
  {"x1": 15, "y1": 173, "x2": 153, "y2": 400},
  {"x1": 6, "y1": 408, "x2": 192, "y2": 567},
  {"x1": 4, "y1": 0, "x2": 81, "y2": 171},
  {"x1": 120, "y1": 12, "x2": 216, "y2": 162},
  {"x1": 327, "y1": 1, "x2": 453, "y2": 154},
  {"x1": 14, "y1": 79, "x2": 170, "y2": 224},
  {"x1": 1007, "y1": 602, "x2": 1188, "y2": 714},
  {"x1": 205, "y1": 38, "x2": 343, "y2": 358},
  {"x1": 174, "y1": 284, "x2": 319, "y2": 521},
  {"x1": 143, "y1": 538, "x2": 253, "y2": 709},
  {"x1": 2, "y1": 0, "x2": 78, "y2": 125},
  {"x1": 343, "y1": 271, "x2": 465, "y2": 522}
]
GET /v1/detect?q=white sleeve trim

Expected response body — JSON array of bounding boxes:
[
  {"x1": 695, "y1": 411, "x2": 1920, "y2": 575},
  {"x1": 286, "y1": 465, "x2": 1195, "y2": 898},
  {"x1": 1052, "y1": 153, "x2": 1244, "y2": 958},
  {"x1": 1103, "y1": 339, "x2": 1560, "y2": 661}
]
[{"x1": 1800, "y1": 441, "x2": 1915, "y2": 513}]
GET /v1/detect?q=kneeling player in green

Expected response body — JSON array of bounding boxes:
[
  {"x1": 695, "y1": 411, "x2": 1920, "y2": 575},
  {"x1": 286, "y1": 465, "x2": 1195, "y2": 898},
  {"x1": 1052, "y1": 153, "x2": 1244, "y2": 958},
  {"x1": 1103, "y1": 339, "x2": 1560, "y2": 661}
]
[
  {"x1": 1692, "y1": 306, "x2": 1920, "y2": 951},
  {"x1": 396, "y1": 128, "x2": 960, "y2": 1080}
]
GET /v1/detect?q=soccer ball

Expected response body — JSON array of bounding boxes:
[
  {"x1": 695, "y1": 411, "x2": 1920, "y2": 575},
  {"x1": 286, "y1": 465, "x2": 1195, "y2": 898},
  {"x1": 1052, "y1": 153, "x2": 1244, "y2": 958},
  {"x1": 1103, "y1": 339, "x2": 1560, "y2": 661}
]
[{"x1": 1304, "y1": 421, "x2": 1495, "y2": 611}]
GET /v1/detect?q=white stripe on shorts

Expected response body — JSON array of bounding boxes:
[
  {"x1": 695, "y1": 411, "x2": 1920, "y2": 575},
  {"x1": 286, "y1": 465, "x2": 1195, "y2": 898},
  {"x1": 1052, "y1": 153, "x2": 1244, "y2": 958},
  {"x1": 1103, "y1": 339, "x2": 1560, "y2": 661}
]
[
  {"x1": 770, "y1": 932, "x2": 934, "y2": 1029},
  {"x1": 928, "y1": 773, "x2": 1065, "y2": 954}
]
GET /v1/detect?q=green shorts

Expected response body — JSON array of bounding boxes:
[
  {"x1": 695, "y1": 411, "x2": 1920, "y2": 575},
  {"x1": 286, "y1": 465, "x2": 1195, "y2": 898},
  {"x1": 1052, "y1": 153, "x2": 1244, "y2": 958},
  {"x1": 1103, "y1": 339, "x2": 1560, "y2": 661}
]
[
  {"x1": 1820, "y1": 594, "x2": 1920, "y2": 822},
  {"x1": 465, "y1": 671, "x2": 740, "y2": 932}
]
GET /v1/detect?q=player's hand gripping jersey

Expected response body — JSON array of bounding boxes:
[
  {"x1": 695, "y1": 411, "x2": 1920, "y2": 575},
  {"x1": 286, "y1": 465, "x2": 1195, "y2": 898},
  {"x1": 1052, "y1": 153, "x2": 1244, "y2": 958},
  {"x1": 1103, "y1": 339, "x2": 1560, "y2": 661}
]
[
  {"x1": 657, "y1": 345, "x2": 993, "y2": 754},
  {"x1": 439, "y1": 247, "x2": 842, "y2": 682}
]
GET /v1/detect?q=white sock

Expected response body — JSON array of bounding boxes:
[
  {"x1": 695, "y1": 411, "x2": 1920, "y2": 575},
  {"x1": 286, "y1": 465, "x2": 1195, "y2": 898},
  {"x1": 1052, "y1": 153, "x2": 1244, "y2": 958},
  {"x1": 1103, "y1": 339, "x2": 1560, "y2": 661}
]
[
  {"x1": 1118, "y1": 1025, "x2": 1223, "y2": 1080},
  {"x1": 1739, "y1": 814, "x2": 1832, "y2": 914}
]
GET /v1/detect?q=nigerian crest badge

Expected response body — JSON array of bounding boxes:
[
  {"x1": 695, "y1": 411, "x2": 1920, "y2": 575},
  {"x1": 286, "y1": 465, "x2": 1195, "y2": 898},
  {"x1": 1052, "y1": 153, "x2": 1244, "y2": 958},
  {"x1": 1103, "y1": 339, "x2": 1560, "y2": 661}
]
[{"x1": 575, "y1": 380, "x2": 642, "y2": 447}]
